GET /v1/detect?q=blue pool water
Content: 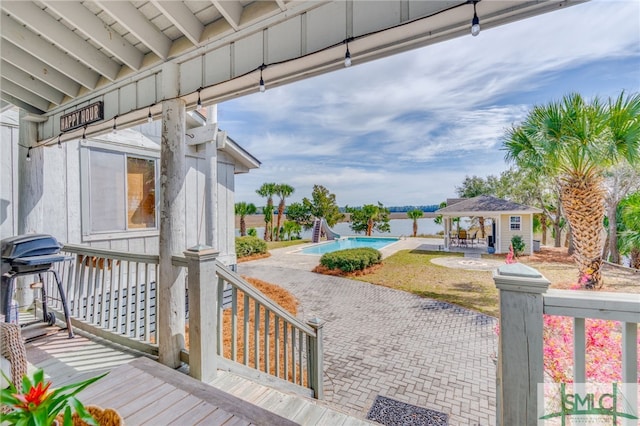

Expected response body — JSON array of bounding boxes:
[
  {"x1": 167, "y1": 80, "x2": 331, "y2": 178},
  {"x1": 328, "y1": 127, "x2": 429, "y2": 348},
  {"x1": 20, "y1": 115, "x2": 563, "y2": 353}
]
[{"x1": 301, "y1": 237, "x2": 399, "y2": 255}]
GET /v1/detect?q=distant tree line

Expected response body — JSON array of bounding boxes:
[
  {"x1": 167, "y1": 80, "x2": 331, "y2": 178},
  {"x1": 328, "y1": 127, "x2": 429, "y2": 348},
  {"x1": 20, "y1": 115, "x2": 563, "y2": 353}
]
[{"x1": 385, "y1": 205, "x2": 439, "y2": 213}]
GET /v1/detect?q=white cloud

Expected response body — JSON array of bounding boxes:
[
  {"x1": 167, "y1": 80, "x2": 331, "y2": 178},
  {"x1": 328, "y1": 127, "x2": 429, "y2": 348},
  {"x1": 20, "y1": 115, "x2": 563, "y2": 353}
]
[{"x1": 225, "y1": 0, "x2": 640, "y2": 206}]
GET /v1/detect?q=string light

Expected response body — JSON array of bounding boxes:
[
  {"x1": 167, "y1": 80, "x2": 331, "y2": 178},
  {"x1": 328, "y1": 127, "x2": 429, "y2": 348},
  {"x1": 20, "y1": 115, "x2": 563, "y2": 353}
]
[
  {"x1": 196, "y1": 89, "x2": 202, "y2": 111},
  {"x1": 471, "y1": 1, "x2": 480, "y2": 37},
  {"x1": 147, "y1": 107, "x2": 153, "y2": 123},
  {"x1": 80, "y1": 126, "x2": 87, "y2": 144},
  {"x1": 57, "y1": 134, "x2": 62, "y2": 149},
  {"x1": 26, "y1": 147, "x2": 31, "y2": 162},
  {"x1": 112, "y1": 116, "x2": 118, "y2": 134},
  {"x1": 344, "y1": 42, "x2": 352, "y2": 67},
  {"x1": 259, "y1": 64, "x2": 266, "y2": 93}
]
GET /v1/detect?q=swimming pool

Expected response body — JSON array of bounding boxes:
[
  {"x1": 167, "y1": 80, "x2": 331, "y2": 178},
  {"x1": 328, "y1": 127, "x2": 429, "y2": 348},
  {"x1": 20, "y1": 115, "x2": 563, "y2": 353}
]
[{"x1": 301, "y1": 237, "x2": 399, "y2": 255}]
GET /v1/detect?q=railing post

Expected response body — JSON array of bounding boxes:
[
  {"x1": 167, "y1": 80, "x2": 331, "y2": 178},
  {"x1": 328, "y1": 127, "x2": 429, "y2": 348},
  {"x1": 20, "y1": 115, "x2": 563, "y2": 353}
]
[
  {"x1": 493, "y1": 263, "x2": 550, "y2": 426},
  {"x1": 184, "y1": 245, "x2": 219, "y2": 383},
  {"x1": 306, "y1": 317, "x2": 325, "y2": 399}
]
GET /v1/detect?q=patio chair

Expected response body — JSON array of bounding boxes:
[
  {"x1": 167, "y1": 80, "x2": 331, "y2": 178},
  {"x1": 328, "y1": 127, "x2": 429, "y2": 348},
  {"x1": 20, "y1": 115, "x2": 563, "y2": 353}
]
[
  {"x1": 1, "y1": 322, "x2": 28, "y2": 412},
  {"x1": 469, "y1": 231, "x2": 478, "y2": 247},
  {"x1": 458, "y1": 230, "x2": 468, "y2": 247}
]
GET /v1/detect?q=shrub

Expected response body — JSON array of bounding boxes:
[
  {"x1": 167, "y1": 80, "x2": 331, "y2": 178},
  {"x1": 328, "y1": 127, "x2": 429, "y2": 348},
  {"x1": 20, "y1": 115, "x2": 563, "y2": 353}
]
[
  {"x1": 247, "y1": 228, "x2": 257, "y2": 237},
  {"x1": 511, "y1": 235, "x2": 525, "y2": 257},
  {"x1": 236, "y1": 236, "x2": 267, "y2": 258},
  {"x1": 320, "y1": 248, "x2": 382, "y2": 272}
]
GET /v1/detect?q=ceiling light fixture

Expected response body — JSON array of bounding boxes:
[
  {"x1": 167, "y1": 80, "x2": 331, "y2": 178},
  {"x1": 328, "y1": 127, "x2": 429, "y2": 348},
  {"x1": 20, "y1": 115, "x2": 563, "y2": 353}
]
[
  {"x1": 57, "y1": 134, "x2": 62, "y2": 149},
  {"x1": 259, "y1": 64, "x2": 266, "y2": 93},
  {"x1": 112, "y1": 116, "x2": 118, "y2": 134},
  {"x1": 471, "y1": 1, "x2": 481, "y2": 37},
  {"x1": 26, "y1": 147, "x2": 31, "y2": 162},
  {"x1": 147, "y1": 107, "x2": 153, "y2": 123}
]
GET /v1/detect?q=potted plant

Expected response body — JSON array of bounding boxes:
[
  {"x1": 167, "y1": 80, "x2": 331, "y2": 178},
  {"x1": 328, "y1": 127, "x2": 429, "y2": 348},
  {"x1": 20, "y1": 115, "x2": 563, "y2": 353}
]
[{"x1": 1, "y1": 368, "x2": 108, "y2": 426}]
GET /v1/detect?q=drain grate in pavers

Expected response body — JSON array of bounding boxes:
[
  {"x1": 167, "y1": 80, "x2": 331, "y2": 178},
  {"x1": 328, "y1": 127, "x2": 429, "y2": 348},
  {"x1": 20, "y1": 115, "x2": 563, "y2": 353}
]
[{"x1": 366, "y1": 395, "x2": 449, "y2": 426}]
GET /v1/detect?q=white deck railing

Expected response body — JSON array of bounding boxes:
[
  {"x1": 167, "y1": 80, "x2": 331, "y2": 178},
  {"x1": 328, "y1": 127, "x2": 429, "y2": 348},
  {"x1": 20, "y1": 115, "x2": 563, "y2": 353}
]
[
  {"x1": 494, "y1": 264, "x2": 639, "y2": 426},
  {"x1": 175, "y1": 247, "x2": 323, "y2": 398},
  {"x1": 43, "y1": 244, "x2": 323, "y2": 399},
  {"x1": 45, "y1": 244, "x2": 160, "y2": 354}
]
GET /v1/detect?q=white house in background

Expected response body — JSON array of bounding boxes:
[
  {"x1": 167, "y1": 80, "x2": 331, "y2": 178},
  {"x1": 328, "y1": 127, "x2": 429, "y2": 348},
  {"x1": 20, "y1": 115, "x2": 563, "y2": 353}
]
[
  {"x1": 0, "y1": 107, "x2": 260, "y2": 268},
  {"x1": 436, "y1": 195, "x2": 542, "y2": 255}
]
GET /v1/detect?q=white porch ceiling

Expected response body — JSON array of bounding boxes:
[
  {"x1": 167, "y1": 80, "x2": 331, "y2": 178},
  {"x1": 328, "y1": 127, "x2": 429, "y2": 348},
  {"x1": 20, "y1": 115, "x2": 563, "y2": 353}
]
[{"x1": 0, "y1": 0, "x2": 583, "y2": 143}]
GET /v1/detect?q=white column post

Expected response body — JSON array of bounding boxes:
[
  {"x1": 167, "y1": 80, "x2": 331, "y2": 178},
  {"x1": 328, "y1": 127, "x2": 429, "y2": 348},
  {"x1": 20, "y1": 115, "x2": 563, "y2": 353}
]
[
  {"x1": 158, "y1": 63, "x2": 187, "y2": 368},
  {"x1": 444, "y1": 217, "x2": 450, "y2": 251},
  {"x1": 205, "y1": 105, "x2": 218, "y2": 249},
  {"x1": 493, "y1": 263, "x2": 550, "y2": 426},
  {"x1": 16, "y1": 111, "x2": 41, "y2": 308},
  {"x1": 184, "y1": 245, "x2": 219, "y2": 382}
]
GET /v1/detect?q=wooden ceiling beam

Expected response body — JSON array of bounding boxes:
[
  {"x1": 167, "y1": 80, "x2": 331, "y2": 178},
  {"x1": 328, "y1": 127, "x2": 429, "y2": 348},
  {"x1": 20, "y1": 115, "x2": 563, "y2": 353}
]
[{"x1": 42, "y1": 0, "x2": 144, "y2": 71}]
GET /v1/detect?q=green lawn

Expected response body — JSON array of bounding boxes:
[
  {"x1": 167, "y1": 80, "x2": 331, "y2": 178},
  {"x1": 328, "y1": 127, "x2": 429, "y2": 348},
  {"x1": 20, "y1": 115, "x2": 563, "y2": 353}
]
[
  {"x1": 353, "y1": 250, "x2": 501, "y2": 317},
  {"x1": 351, "y1": 249, "x2": 589, "y2": 319}
]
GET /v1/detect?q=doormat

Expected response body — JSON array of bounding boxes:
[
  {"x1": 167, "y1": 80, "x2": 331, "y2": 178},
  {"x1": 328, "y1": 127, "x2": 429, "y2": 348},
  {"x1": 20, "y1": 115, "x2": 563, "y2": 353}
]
[{"x1": 366, "y1": 395, "x2": 448, "y2": 426}]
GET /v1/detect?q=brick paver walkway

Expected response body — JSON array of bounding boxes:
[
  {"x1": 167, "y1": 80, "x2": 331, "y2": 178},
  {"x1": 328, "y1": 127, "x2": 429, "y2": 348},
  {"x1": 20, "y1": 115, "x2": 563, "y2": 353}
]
[{"x1": 239, "y1": 244, "x2": 497, "y2": 425}]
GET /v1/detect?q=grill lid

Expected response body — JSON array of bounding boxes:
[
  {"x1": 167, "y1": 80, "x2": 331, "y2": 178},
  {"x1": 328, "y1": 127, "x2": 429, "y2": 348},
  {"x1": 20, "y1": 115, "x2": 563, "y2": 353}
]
[{"x1": 1, "y1": 234, "x2": 62, "y2": 260}]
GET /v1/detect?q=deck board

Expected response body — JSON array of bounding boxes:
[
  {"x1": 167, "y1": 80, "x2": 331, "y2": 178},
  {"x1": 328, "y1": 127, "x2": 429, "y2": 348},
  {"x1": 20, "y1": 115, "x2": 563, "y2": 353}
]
[
  {"x1": 24, "y1": 328, "x2": 373, "y2": 425},
  {"x1": 117, "y1": 382, "x2": 175, "y2": 418},
  {"x1": 142, "y1": 394, "x2": 204, "y2": 425}
]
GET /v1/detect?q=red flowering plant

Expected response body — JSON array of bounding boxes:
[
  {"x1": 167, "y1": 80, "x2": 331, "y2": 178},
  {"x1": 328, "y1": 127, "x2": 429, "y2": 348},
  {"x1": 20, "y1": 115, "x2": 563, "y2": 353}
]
[{"x1": 1, "y1": 368, "x2": 107, "y2": 426}]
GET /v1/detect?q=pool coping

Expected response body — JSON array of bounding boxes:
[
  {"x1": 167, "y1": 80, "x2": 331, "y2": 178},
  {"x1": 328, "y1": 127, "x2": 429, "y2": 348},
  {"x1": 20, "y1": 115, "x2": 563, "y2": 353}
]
[{"x1": 289, "y1": 236, "x2": 402, "y2": 256}]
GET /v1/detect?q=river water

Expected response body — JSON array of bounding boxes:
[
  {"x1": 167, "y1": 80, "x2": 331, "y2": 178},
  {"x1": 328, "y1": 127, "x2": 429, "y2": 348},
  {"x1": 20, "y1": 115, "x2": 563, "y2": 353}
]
[{"x1": 236, "y1": 218, "x2": 471, "y2": 238}]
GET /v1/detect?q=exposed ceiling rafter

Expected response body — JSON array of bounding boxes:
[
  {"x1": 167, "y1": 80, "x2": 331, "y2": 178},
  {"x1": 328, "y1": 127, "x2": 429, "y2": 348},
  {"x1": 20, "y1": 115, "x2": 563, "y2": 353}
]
[{"x1": 41, "y1": 0, "x2": 145, "y2": 71}]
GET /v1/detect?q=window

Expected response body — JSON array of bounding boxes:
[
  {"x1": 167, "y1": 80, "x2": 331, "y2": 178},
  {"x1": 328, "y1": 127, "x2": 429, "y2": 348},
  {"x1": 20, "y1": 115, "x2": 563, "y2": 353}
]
[
  {"x1": 509, "y1": 216, "x2": 521, "y2": 231},
  {"x1": 86, "y1": 148, "x2": 157, "y2": 235}
]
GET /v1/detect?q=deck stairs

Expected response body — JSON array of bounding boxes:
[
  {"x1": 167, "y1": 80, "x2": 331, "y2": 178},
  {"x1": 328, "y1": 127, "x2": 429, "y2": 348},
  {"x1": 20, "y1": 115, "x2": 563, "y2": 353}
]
[
  {"x1": 25, "y1": 325, "x2": 371, "y2": 426},
  {"x1": 209, "y1": 370, "x2": 373, "y2": 425}
]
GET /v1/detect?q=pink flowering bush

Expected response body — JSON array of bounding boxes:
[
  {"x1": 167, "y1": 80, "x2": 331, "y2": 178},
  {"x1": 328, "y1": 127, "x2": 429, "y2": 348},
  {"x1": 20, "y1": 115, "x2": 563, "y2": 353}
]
[{"x1": 542, "y1": 316, "x2": 638, "y2": 383}]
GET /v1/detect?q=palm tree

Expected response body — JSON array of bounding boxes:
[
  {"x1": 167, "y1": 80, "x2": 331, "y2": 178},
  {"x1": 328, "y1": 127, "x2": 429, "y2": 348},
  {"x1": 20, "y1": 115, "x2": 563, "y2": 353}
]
[
  {"x1": 503, "y1": 92, "x2": 640, "y2": 287},
  {"x1": 406, "y1": 209, "x2": 423, "y2": 237},
  {"x1": 235, "y1": 202, "x2": 257, "y2": 236},
  {"x1": 618, "y1": 191, "x2": 640, "y2": 269},
  {"x1": 274, "y1": 184, "x2": 294, "y2": 241},
  {"x1": 256, "y1": 182, "x2": 277, "y2": 241}
]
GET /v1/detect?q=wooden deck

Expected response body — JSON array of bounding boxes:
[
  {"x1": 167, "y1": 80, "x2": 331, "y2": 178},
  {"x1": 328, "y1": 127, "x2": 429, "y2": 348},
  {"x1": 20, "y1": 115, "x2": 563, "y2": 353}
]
[{"x1": 23, "y1": 325, "x2": 372, "y2": 425}]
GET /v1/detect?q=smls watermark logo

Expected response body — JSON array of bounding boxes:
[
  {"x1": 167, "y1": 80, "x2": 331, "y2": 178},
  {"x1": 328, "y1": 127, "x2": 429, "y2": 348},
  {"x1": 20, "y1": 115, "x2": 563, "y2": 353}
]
[{"x1": 538, "y1": 383, "x2": 639, "y2": 425}]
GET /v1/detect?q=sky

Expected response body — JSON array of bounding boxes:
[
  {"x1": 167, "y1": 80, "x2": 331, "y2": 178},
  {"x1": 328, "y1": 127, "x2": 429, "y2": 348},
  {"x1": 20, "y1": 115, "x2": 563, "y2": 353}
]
[{"x1": 218, "y1": 0, "x2": 640, "y2": 208}]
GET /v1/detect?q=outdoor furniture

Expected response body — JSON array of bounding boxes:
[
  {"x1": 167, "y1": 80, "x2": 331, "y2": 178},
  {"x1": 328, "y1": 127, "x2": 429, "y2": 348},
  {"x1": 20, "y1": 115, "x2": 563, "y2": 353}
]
[
  {"x1": 458, "y1": 230, "x2": 468, "y2": 247},
  {"x1": 1, "y1": 234, "x2": 74, "y2": 338},
  {"x1": 1, "y1": 322, "x2": 28, "y2": 413},
  {"x1": 469, "y1": 231, "x2": 478, "y2": 247}
]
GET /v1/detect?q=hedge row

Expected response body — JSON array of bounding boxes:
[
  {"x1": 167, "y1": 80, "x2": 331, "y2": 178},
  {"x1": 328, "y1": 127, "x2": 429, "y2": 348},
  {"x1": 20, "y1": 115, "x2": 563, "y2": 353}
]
[
  {"x1": 320, "y1": 247, "x2": 382, "y2": 272},
  {"x1": 236, "y1": 236, "x2": 267, "y2": 258}
]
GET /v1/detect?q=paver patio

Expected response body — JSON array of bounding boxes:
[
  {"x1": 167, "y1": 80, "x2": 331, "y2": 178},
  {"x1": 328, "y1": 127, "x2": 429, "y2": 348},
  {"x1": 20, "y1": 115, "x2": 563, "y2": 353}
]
[{"x1": 239, "y1": 241, "x2": 498, "y2": 425}]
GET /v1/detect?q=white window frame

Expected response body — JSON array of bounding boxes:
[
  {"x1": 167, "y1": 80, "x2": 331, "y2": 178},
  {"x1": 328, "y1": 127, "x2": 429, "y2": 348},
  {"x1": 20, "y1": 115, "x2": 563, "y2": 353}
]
[
  {"x1": 80, "y1": 141, "x2": 160, "y2": 241},
  {"x1": 509, "y1": 215, "x2": 521, "y2": 231}
]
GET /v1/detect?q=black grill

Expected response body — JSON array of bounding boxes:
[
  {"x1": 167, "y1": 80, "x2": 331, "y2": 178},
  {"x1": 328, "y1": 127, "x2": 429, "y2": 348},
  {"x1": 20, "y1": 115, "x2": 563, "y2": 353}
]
[{"x1": 1, "y1": 234, "x2": 74, "y2": 338}]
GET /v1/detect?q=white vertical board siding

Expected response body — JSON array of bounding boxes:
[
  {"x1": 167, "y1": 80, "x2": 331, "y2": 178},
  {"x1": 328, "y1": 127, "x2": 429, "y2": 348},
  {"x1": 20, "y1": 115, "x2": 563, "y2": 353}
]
[
  {"x1": 2, "y1": 117, "x2": 242, "y2": 259},
  {"x1": 42, "y1": 140, "x2": 68, "y2": 243},
  {"x1": 65, "y1": 141, "x2": 82, "y2": 244},
  {"x1": 217, "y1": 152, "x2": 236, "y2": 266},
  {"x1": 184, "y1": 156, "x2": 205, "y2": 248},
  {"x1": 499, "y1": 214, "x2": 533, "y2": 255},
  {"x1": 0, "y1": 121, "x2": 19, "y2": 238}
]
